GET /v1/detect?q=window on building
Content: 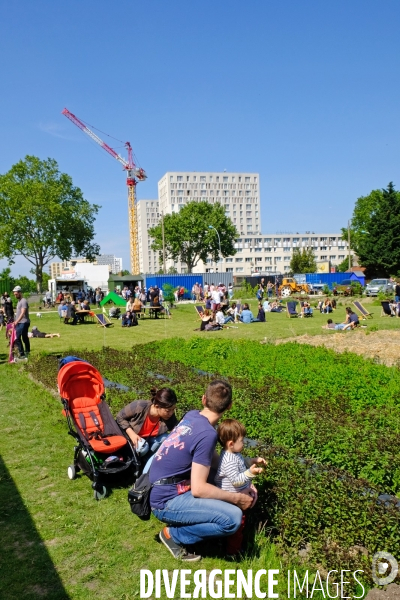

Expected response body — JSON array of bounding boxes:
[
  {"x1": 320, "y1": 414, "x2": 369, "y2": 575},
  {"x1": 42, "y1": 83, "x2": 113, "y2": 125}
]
[
  {"x1": 255, "y1": 257, "x2": 262, "y2": 262},
  {"x1": 225, "y1": 257, "x2": 233, "y2": 262},
  {"x1": 177, "y1": 190, "x2": 183, "y2": 196},
  {"x1": 245, "y1": 177, "x2": 250, "y2": 182},
  {"x1": 186, "y1": 176, "x2": 189, "y2": 181},
  {"x1": 216, "y1": 176, "x2": 219, "y2": 182},
  {"x1": 338, "y1": 255, "x2": 345, "y2": 259},
  {"x1": 226, "y1": 268, "x2": 233, "y2": 273},
  {"x1": 170, "y1": 176, "x2": 173, "y2": 181},
  {"x1": 236, "y1": 267, "x2": 243, "y2": 272},
  {"x1": 245, "y1": 258, "x2": 252, "y2": 262},
  {"x1": 330, "y1": 255, "x2": 337, "y2": 260},
  {"x1": 209, "y1": 176, "x2": 213, "y2": 182},
  {"x1": 200, "y1": 176, "x2": 206, "y2": 182},
  {"x1": 193, "y1": 176, "x2": 196, "y2": 181},
  {"x1": 223, "y1": 176, "x2": 228, "y2": 182},
  {"x1": 235, "y1": 258, "x2": 243, "y2": 262},
  {"x1": 320, "y1": 255, "x2": 328, "y2": 260},
  {"x1": 177, "y1": 176, "x2": 182, "y2": 181},
  {"x1": 283, "y1": 247, "x2": 291, "y2": 252}
]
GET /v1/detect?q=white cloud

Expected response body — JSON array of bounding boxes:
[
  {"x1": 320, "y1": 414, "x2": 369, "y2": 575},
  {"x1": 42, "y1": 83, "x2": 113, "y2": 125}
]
[{"x1": 37, "y1": 121, "x2": 79, "y2": 141}]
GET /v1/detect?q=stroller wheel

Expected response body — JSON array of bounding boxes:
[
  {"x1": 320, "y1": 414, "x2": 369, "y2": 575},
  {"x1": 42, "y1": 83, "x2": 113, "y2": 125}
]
[
  {"x1": 67, "y1": 465, "x2": 77, "y2": 480},
  {"x1": 93, "y1": 485, "x2": 107, "y2": 501}
]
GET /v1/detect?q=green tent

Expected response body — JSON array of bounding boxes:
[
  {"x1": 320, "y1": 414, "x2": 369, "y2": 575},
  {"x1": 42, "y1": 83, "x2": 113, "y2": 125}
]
[{"x1": 99, "y1": 291, "x2": 127, "y2": 308}]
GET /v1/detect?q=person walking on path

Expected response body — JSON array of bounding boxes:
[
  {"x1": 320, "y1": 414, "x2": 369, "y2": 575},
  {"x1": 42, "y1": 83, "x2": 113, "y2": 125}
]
[{"x1": 12, "y1": 285, "x2": 30, "y2": 362}]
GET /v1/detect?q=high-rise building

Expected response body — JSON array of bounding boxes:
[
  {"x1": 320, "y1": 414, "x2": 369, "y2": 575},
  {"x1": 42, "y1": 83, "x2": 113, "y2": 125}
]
[
  {"x1": 136, "y1": 171, "x2": 354, "y2": 275},
  {"x1": 136, "y1": 199, "x2": 160, "y2": 274},
  {"x1": 158, "y1": 171, "x2": 261, "y2": 235},
  {"x1": 95, "y1": 254, "x2": 122, "y2": 274}
]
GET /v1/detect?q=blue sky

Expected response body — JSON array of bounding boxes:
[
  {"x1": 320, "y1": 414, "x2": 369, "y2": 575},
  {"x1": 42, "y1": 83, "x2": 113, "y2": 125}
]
[{"x1": 1, "y1": 0, "x2": 399, "y2": 276}]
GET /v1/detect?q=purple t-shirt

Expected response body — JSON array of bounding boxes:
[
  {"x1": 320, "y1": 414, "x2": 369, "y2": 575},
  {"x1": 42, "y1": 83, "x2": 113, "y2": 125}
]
[{"x1": 149, "y1": 410, "x2": 217, "y2": 510}]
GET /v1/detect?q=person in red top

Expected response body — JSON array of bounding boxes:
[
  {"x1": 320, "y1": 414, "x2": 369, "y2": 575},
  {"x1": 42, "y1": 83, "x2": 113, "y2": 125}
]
[{"x1": 116, "y1": 388, "x2": 178, "y2": 472}]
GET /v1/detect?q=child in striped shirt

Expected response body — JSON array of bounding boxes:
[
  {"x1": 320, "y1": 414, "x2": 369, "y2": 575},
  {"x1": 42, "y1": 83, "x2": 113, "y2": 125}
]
[{"x1": 215, "y1": 419, "x2": 266, "y2": 555}]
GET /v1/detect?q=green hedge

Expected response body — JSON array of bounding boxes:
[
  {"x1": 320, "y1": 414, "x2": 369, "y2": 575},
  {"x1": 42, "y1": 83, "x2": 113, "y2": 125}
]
[{"x1": 29, "y1": 342, "x2": 400, "y2": 586}]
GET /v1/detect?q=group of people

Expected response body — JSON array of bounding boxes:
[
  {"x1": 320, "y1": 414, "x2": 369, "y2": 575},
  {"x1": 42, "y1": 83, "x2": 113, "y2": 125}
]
[
  {"x1": 58, "y1": 297, "x2": 93, "y2": 325},
  {"x1": 122, "y1": 286, "x2": 170, "y2": 325},
  {"x1": 190, "y1": 282, "x2": 234, "y2": 303},
  {"x1": 117, "y1": 381, "x2": 266, "y2": 561},
  {"x1": 322, "y1": 307, "x2": 360, "y2": 330},
  {"x1": 2, "y1": 287, "x2": 60, "y2": 363}
]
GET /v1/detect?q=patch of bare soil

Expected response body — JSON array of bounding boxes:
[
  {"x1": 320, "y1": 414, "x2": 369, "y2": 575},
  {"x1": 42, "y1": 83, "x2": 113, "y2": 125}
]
[{"x1": 276, "y1": 330, "x2": 400, "y2": 366}]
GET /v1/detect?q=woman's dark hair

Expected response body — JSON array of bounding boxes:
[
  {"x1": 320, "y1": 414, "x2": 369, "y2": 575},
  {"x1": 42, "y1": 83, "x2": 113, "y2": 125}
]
[{"x1": 150, "y1": 387, "x2": 177, "y2": 408}]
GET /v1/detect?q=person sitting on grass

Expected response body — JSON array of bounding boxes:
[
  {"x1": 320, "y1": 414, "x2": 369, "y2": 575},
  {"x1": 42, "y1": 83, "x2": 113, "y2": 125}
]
[
  {"x1": 240, "y1": 303, "x2": 260, "y2": 323},
  {"x1": 256, "y1": 302, "x2": 266, "y2": 322},
  {"x1": 28, "y1": 326, "x2": 60, "y2": 339},
  {"x1": 216, "y1": 307, "x2": 234, "y2": 326},
  {"x1": 200, "y1": 309, "x2": 212, "y2": 331},
  {"x1": 321, "y1": 298, "x2": 333, "y2": 313},
  {"x1": 269, "y1": 301, "x2": 284, "y2": 313},
  {"x1": 344, "y1": 307, "x2": 360, "y2": 329},
  {"x1": 214, "y1": 419, "x2": 266, "y2": 556},
  {"x1": 300, "y1": 301, "x2": 313, "y2": 317}
]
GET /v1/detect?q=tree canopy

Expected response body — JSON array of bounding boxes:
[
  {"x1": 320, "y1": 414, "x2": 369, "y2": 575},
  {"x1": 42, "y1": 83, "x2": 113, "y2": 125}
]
[
  {"x1": 289, "y1": 247, "x2": 317, "y2": 274},
  {"x1": 0, "y1": 156, "x2": 100, "y2": 291},
  {"x1": 148, "y1": 201, "x2": 238, "y2": 273},
  {"x1": 343, "y1": 182, "x2": 400, "y2": 277}
]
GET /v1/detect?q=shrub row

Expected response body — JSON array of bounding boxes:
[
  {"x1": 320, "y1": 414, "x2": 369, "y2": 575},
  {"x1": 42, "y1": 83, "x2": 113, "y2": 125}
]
[{"x1": 28, "y1": 344, "x2": 400, "y2": 586}]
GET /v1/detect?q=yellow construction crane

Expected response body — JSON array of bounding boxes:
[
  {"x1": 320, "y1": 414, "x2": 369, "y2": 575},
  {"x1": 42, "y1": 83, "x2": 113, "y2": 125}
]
[{"x1": 62, "y1": 108, "x2": 147, "y2": 274}]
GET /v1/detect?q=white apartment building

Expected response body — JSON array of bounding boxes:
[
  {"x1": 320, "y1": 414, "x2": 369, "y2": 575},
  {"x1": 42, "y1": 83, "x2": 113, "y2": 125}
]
[
  {"x1": 136, "y1": 171, "x2": 354, "y2": 275},
  {"x1": 199, "y1": 233, "x2": 353, "y2": 276},
  {"x1": 158, "y1": 172, "x2": 261, "y2": 235},
  {"x1": 136, "y1": 199, "x2": 161, "y2": 274},
  {"x1": 95, "y1": 254, "x2": 122, "y2": 275}
]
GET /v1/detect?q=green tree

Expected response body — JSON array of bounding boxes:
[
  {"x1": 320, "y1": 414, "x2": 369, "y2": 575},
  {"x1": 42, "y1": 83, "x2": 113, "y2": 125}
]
[
  {"x1": 343, "y1": 182, "x2": 400, "y2": 277},
  {"x1": 120, "y1": 270, "x2": 130, "y2": 276},
  {"x1": 336, "y1": 255, "x2": 353, "y2": 273},
  {"x1": 0, "y1": 156, "x2": 100, "y2": 292},
  {"x1": 0, "y1": 267, "x2": 15, "y2": 289},
  {"x1": 148, "y1": 201, "x2": 238, "y2": 273},
  {"x1": 290, "y1": 247, "x2": 317, "y2": 273}
]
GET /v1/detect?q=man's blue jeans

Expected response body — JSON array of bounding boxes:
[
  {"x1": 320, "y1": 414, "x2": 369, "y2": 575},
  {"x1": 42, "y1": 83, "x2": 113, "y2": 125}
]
[
  {"x1": 14, "y1": 321, "x2": 30, "y2": 356},
  {"x1": 152, "y1": 492, "x2": 242, "y2": 546}
]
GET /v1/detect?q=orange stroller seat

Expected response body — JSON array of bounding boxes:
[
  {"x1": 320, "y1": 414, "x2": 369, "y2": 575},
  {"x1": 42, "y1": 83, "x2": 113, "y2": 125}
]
[{"x1": 71, "y1": 397, "x2": 128, "y2": 453}]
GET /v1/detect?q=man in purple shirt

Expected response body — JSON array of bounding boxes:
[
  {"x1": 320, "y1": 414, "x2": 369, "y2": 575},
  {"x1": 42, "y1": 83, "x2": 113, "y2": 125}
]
[{"x1": 149, "y1": 380, "x2": 254, "y2": 561}]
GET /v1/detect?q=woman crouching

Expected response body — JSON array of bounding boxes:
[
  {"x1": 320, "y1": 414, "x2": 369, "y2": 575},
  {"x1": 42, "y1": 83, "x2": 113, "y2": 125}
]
[{"x1": 116, "y1": 388, "x2": 178, "y2": 473}]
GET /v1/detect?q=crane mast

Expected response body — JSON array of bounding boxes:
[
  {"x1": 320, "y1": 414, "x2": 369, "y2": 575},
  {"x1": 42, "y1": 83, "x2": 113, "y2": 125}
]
[{"x1": 62, "y1": 108, "x2": 146, "y2": 274}]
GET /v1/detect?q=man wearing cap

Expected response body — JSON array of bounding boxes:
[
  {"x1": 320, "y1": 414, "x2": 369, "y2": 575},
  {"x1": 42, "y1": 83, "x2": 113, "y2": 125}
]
[{"x1": 12, "y1": 286, "x2": 30, "y2": 362}]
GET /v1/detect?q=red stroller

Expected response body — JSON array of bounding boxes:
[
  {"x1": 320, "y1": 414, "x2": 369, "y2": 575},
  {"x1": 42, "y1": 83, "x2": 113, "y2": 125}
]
[{"x1": 58, "y1": 357, "x2": 140, "y2": 500}]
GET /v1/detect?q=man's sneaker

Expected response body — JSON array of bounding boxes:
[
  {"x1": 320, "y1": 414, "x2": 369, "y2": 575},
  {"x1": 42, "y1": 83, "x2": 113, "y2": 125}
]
[
  {"x1": 159, "y1": 527, "x2": 201, "y2": 562},
  {"x1": 13, "y1": 356, "x2": 28, "y2": 363}
]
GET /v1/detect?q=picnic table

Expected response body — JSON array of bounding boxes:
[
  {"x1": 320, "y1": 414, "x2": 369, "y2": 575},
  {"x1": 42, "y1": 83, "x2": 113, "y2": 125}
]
[{"x1": 75, "y1": 310, "x2": 95, "y2": 323}]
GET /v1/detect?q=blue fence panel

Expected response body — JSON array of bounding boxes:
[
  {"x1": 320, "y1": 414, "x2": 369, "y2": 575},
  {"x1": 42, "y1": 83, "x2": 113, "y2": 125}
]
[{"x1": 304, "y1": 272, "x2": 365, "y2": 289}]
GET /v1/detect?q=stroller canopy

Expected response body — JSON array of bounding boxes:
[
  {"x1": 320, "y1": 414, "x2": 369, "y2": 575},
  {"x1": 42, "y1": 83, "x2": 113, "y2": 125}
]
[{"x1": 58, "y1": 361, "x2": 104, "y2": 403}]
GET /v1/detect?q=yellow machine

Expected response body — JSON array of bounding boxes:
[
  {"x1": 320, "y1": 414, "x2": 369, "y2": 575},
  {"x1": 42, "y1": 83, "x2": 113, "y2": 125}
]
[{"x1": 279, "y1": 278, "x2": 311, "y2": 297}]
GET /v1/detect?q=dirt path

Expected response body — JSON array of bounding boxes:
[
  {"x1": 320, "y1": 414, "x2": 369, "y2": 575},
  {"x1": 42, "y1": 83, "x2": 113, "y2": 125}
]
[{"x1": 276, "y1": 329, "x2": 400, "y2": 366}]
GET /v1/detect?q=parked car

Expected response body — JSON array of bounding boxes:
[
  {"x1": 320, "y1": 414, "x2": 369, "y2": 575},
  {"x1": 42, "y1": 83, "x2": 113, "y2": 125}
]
[
  {"x1": 332, "y1": 279, "x2": 360, "y2": 296},
  {"x1": 309, "y1": 283, "x2": 325, "y2": 294},
  {"x1": 365, "y1": 278, "x2": 394, "y2": 297}
]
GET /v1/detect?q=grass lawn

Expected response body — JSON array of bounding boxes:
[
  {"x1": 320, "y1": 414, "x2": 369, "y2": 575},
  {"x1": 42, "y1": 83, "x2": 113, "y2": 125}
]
[
  {"x1": 7, "y1": 295, "x2": 400, "y2": 355},
  {"x1": 0, "y1": 295, "x2": 393, "y2": 598}
]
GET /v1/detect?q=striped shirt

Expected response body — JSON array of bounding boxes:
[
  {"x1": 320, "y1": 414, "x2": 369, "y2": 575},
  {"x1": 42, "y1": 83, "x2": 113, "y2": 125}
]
[{"x1": 214, "y1": 450, "x2": 255, "y2": 492}]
